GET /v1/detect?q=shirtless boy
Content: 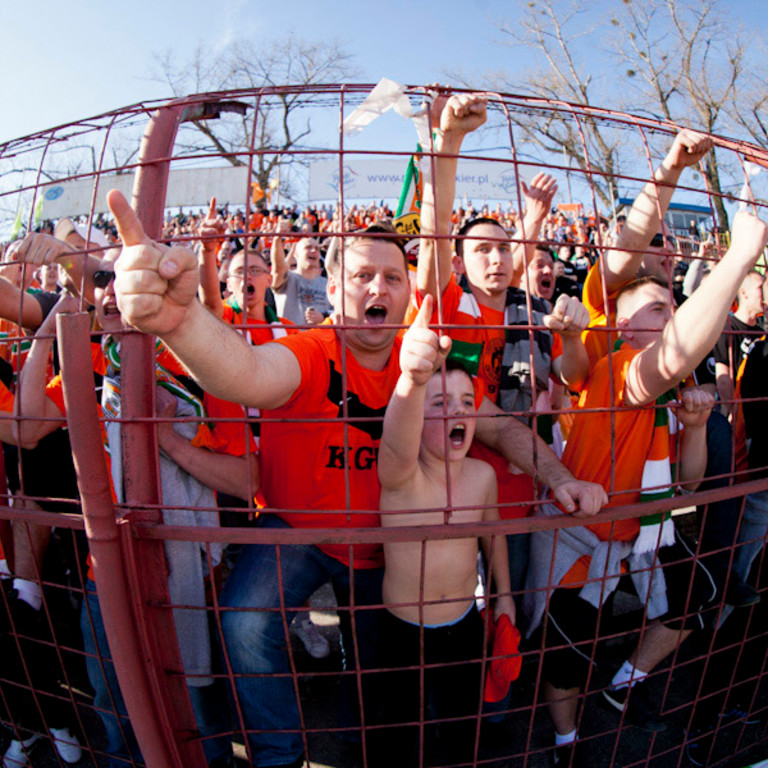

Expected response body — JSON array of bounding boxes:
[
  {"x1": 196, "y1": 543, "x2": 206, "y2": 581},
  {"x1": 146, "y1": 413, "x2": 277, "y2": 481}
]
[{"x1": 372, "y1": 295, "x2": 516, "y2": 766}]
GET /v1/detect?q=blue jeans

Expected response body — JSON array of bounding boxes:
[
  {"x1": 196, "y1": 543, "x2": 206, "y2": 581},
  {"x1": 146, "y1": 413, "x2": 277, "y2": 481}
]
[
  {"x1": 218, "y1": 516, "x2": 383, "y2": 766},
  {"x1": 81, "y1": 583, "x2": 232, "y2": 766},
  {"x1": 81, "y1": 585, "x2": 142, "y2": 767},
  {"x1": 733, "y1": 489, "x2": 768, "y2": 585}
]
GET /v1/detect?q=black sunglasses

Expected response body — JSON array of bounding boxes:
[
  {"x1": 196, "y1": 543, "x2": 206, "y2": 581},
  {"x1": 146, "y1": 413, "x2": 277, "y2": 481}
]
[
  {"x1": 93, "y1": 270, "x2": 115, "y2": 288},
  {"x1": 649, "y1": 234, "x2": 676, "y2": 249}
]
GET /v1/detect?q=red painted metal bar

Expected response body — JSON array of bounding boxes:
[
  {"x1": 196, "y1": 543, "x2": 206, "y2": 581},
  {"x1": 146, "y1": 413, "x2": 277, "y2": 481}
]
[
  {"x1": 57, "y1": 310, "x2": 179, "y2": 766},
  {"x1": 4, "y1": 83, "x2": 768, "y2": 768},
  {"x1": 120, "y1": 98, "x2": 210, "y2": 766}
]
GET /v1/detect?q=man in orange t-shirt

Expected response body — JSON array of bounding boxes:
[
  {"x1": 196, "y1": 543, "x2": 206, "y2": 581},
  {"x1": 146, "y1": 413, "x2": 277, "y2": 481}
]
[
  {"x1": 524, "y1": 211, "x2": 768, "y2": 761},
  {"x1": 416, "y1": 92, "x2": 595, "y2": 637},
  {"x1": 109, "y1": 183, "x2": 607, "y2": 766}
]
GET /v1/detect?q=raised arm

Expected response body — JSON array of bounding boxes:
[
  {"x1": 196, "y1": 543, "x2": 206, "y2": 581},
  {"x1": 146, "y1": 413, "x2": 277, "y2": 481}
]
[
  {"x1": 509, "y1": 172, "x2": 558, "y2": 287},
  {"x1": 13, "y1": 293, "x2": 79, "y2": 448},
  {"x1": 480, "y1": 485, "x2": 516, "y2": 625},
  {"x1": 12, "y1": 233, "x2": 100, "y2": 304},
  {"x1": 627, "y1": 211, "x2": 768, "y2": 406},
  {"x1": 156, "y1": 387, "x2": 259, "y2": 501},
  {"x1": 197, "y1": 197, "x2": 225, "y2": 318},
  {"x1": 674, "y1": 387, "x2": 714, "y2": 491},
  {"x1": 270, "y1": 218, "x2": 293, "y2": 291},
  {"x1": 378, "y1": 296, "x2": 452, "y2": 490},
  {"x1": 108, "y1": 189, "x2": 302, "y2": 410},
  {"x1": 682, "y1": 236, "x2": 714, "y2": 298},
  {"x1": 474, "y1": 396, "x2": 608, "y2": 516},
  {"x1": 602, "y1": 130, "x2": 713, "y2": 293},
  {"x1": 0, "y1": 273, "x2": 44, "y2": 330},
  {"x1": 417, "y1": 93, "x2": 487, "y2": 300},
  {"x1": 545, "y1": 294, "x2": 591, "y2": 391}
]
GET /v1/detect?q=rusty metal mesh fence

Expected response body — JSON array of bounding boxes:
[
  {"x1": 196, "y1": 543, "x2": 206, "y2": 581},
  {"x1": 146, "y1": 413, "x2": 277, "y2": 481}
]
[{"x1": 0, "y1": 84, "x2": 767, "y2": 768}]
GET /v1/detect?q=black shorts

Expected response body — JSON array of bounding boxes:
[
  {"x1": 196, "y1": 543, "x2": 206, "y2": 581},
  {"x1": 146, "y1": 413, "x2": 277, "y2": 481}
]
[{"x1": 542, "y1": 527, "x2": 717, "y2": 690}]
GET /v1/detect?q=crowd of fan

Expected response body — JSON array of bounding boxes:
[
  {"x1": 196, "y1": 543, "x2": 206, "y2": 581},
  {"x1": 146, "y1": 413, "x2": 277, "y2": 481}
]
[{"x1": 0, "y1": 93, "x2": 767, "y2": 768}]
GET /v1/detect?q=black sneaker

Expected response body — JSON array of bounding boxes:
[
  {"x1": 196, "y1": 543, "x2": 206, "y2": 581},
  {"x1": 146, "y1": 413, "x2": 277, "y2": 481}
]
[
  {"x1": 603, "y1": 681, "x2": 667, "y2": 732},
  {"x1": 552, "y1": 741, "x2": 583, "y2": 768}
]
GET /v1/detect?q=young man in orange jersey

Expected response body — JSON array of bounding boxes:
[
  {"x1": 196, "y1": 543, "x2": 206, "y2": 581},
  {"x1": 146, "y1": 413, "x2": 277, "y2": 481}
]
[
  {"x1": 107, "y1": 185, "x2": 606, "y2": 768},
  {"x1": 523, "y1": 211, "x2": 768, "y2": 765},
  {"x1": 416, "y1": 93, "x2": 593, "y2": 652}
]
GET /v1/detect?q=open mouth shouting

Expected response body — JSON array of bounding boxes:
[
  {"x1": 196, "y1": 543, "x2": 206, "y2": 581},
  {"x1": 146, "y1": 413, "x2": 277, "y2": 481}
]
[
  {"x1": 448, "y1": 423, "x2": 467, "y2": 447},
  {"x1": 364, "y1": 304, "x2": 387, "y2": 324}
]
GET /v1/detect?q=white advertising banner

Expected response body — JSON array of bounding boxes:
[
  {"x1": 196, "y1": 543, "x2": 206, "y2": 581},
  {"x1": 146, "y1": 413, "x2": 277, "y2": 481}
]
[
  {"x1": 38, "y1": 166, "x2": 251, "y2": 219},
  {"x1": 308, "y1": 158, "x2": 525, "y2": 202}
]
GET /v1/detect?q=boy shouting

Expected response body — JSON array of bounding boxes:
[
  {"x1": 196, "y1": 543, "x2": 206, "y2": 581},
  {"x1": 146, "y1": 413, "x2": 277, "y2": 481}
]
[{"x1": 372, "y1": 295, "x2": 516, "y2": 766}]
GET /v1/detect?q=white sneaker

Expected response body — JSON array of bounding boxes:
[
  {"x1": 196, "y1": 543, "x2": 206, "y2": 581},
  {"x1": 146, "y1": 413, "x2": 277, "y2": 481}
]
[
  {"x1": 292, "y1": 616, "x2": 331, "y2": 659},
  {"x1": 50, "y1": 728, "x2": 82, "y2": 764},
  {"x1": 3, "y1": 734, "x2": 40, "y2": 768}
]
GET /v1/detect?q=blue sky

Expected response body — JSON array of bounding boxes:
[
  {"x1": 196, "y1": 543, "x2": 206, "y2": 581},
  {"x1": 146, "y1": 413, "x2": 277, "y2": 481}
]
[
  {"x1": 1, "y1": 0, "x2": 766, "y2": 222},
  {"x1": 1, "y1": 0, "x2": 522, "y2": 143},
  {"x1": 2, "y1": 0, "x2": 765, "y2": 144},
  {"x1": 2, "y1": 0, "x2": 766, "y2": 144}
]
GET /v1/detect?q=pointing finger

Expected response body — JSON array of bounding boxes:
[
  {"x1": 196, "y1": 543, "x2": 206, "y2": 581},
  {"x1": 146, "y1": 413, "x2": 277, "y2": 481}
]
[
  {"x1": 435, "y1": 334, "x2": 453, "y2": 368},
  {"x1": 413, "y1": 294, "x2": 433, "y2": 330},
  {"x1": 207, "y1": 197, "x2": 217, "y2": 220},
  {"x1": 107, "y1": 189, "x2": 151, "y2": 247}
]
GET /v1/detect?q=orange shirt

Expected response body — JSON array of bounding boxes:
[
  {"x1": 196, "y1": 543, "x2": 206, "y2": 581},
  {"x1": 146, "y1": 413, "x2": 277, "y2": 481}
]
[
  {"x1": 559, "y1": 345, "x2": 671, "y2": 586},
  {"x1": 581, "y1": 261, "x2": 618, "y2": 369},
  {"x1": 221, "y1": 304, "x2": 296, "y2": 345},
  {"x1": 260, "y1": 327, "x2": 402, "y2": 568},
  {"x1": 562, "y1": 345, "x2": 660, "y2": 541},
  {"x1": 0, "y1": 380, "x2": 13, "y2": 414},
  {"x1": 418, "y1": 276, "x2": 506, "y2": 400}
]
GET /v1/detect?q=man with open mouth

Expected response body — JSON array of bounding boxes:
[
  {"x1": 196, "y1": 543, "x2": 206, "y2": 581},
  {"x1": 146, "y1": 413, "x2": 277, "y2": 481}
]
[{"x1": 108, "y1": 175, "x2": 606, "y2": 767}]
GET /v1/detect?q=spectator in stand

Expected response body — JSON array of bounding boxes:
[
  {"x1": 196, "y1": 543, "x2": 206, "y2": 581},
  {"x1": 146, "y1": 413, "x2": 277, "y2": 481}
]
[
  {"x1": 107, "y1": 185, "x2": 605, "y2": 768},
  {"x1": 270, "y1": 218, "x2": 332, "y2": 326},
  {"x1": 0, "y1": 307, "x2": 83, "y2": 768},
  {"x1": 372, "y1": 297, "x2": 515, "y2": 766},
  {"x1": 14, "y1": 248, "x2": 258, "y2": 767},
  {"x1": 551, "y1": 258, "x2": 583, "y2": 301},
  {"x1": 714, "y1": 270, "x2": 764, "y2": 419},
  {"x1": 198, "y1": 201, "x2": 332, "y2": 658},
  {"x1": 525, "y1": 246, "x2": 557, "y2": 303},
  {"x1": 524, "y1": 211, "x2": 768, "y2": 764},
  {"x1": 732, "y1": 296, "x2": 768, "y2": 587}
]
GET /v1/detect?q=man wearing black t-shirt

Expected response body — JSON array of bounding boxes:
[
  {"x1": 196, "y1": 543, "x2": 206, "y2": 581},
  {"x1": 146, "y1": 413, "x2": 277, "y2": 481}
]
[{"x1": 714, "y1": 270, "x2": 764, "y2": 418}]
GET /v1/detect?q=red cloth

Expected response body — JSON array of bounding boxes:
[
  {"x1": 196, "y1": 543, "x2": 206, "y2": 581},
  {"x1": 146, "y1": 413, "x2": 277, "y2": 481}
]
[{"x1": 484, "y1": 613, "x2": 522, "y2": 703}]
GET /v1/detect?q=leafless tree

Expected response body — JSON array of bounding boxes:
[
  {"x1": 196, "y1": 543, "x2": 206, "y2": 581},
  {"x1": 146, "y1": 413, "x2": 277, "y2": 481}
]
[
  {"x1": 151, "y1": 35, "x2": 357, "y2": 198},
  {"x1": 483, "y1": 1, "x2": 628, "y2": 209},
  {"x1": 607, "y1": 0, "x2": 749, "y2": 229},
  {"x1": 483, "y1": 0, "x2": 754, "y2": 228}
]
